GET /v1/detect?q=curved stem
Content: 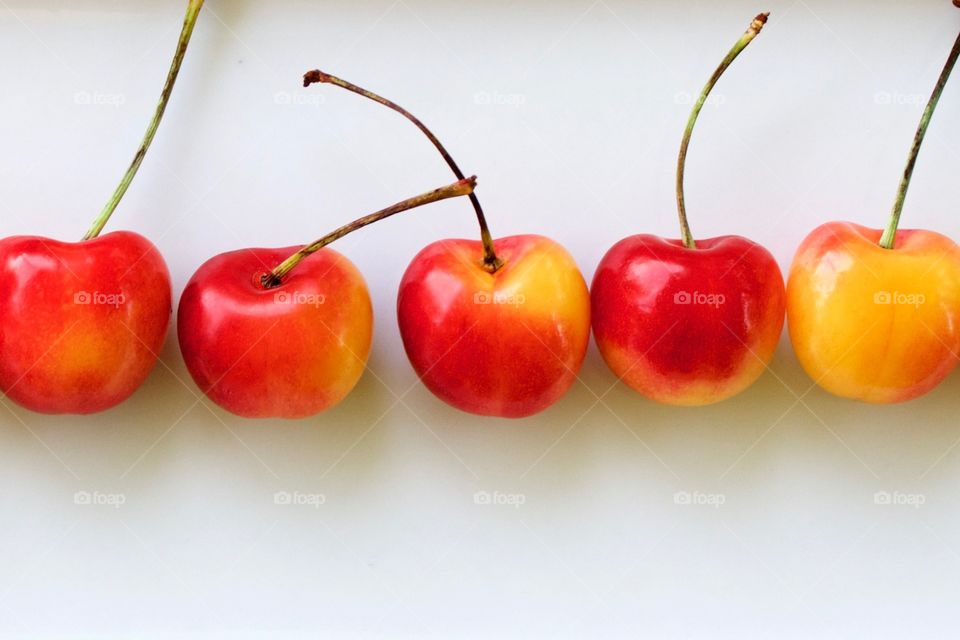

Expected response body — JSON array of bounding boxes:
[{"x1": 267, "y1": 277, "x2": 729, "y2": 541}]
[
  {"x1": 303, "y1": 69, "x2": 503, "y2": 272},
  {"x1": 262, "y1": 177, "x2": 476, "y2": 288},
  {"x1": 676, "y1": 13, "x2": 768, "y2": 249},
  {"x1": 82, "y1": 0, "x2": 204, "y2": 240},
  {"x1": 879, "y1": 30, "x2": 960, "y2": 249}
]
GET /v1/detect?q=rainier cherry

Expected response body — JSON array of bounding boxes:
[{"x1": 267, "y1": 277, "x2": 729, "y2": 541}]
[
  {"x1": 591, "y1": 13, "x2": 786, "y2": 406},
  {"x1": 305, "y1": 71, "x2": 591, "y2": 418},
  {"x1": 178, "y1": 179, "x2": 475, "y2": 419},
  {"x1": 0, "y1": 0, "x2": 204, "y2": 413},
  {"x1": 786, "y1": 17, "x2": 960, "y2": 403}
]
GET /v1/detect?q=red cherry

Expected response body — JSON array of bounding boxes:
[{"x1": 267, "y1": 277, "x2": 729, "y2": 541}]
[
  {"x1": 592, "y1": 13, "x2": 784, "y2": 405},
  {"x1": 177, "y1": 179, "x2": 475, "y2": 418},
  {"x1": 0, "y1": 232, "x2": 171, "y2": 413},
  {"x1": 305, "y1": 71, "x2": 592, "y2": 418},
  {"x1": 0, "y1": 0, "x2": 202, "y2": 414},
  {"x1": 178, "y1": 246, "x2": 372, "y2": 419},
  {"x1": 592, "y1": 234, "x2": 783, "y2": 405},
  {"x1": 398, "y1": 235, "x2": 590, "y2": 418}
]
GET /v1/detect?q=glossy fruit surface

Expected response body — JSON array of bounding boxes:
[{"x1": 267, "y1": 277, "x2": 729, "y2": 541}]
[
  {"x1": 591, "y1": 234, "x2": 785, "y2": 405},
  {"x1": 398, "y1": 234, "x2": 590, "y2": 418},
  {"x1": 787, "y1": 221, "x2": 960, "y2": 403},
  {"x1": 178, "y1": 246, "x2": 372, "y2": 418},
  {"x1": 0, "y1": 231, "x2": 171, "y2": 414}
]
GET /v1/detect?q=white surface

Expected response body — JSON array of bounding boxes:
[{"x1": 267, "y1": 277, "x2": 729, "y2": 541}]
[{"x1": 1, "y1": 0, "x2": 959, "y2": 637}]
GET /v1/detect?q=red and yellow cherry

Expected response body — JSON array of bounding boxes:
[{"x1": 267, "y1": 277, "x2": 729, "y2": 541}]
[
  {"x1": 0, "y1": 0, "x2": 203, "y2": 414},
  {"x1": 591, "y1": 13, "x2": 784, "y2": 406},
  {"x1": 177, "y1": 179, "x2": 475, "y2": 419},
  {"x1": 592, "y1": 235, "x2": 783, "y2": 405},
  {"x1": 787, "y1": 26, "x2": 960, "y2": 403},
  {"x1": 306, "y1": 71, "x2": 591, "y2": 418},
  {"x1": 0, "y1": 233, "x2": 171, "y2": 413},
  {"x1": 398, "y1": 235, "x2": 589, "y2": 418},
  {"x1": 788, "y1": 223, "x2": 960, "y2": 402}
]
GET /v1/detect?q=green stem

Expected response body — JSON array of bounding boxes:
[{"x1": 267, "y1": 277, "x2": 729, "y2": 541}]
[
  {"x1": 879, "y1": 30, "x2": 960, "y2": 249},
  {"x1": 262, "y1": 177, "x2": 476, "y2": 288},
  {"x1": 676, "y1": 13, "x2": 768, "y2": 249},
  {"x1": 303, "y1": 70, "x2": 503, "y2": 272},
  {"x1": 82, "y1": 0, "x2": 204, "y2": 240}
]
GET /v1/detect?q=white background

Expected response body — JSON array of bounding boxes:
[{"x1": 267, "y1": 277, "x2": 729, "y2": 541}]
[{"x1": 1, "y1": 0, "x2": 959, "y2": 637}]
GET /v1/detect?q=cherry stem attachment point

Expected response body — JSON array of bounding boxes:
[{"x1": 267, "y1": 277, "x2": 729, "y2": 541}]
[
  {"x1": 82, "y1": 0, "x2": 204, "y2": 241},
  {"x1": 675, "y1": 12, "x2": 768, "y2": 250},
  {"x1": 303, "y1": 69, "x2": 503, "y2": 272},
  {"x1": 261, "y1": 177, "x2": 477, "y2": 288},
  {"x1": 879, "y1": 29, "x2": 960, "y2": 249}
]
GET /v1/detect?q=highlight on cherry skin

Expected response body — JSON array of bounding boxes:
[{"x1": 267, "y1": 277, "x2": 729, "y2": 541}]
[
  {"x1": 590, "y1": 13, "x2": 786, "y2": 406},
  {"x1": 0, "y1": 0, "x2": 203, "y2": 414},
  {"x1": 304, "y1": 70, "x2": 592, "y2": 418},
  {"x1": 786, "y1": 19, "x2": 960, "y2": 403},
  {"x1": 177, "y1": 178, "x2": 476, "y2": 419}
]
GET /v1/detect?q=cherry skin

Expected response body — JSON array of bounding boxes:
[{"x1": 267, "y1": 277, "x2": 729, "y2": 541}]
[
  {"x1": 177, "y1": 246, "x2": 372, "y2": 419},
  {"x1": 591, "y1": 235, "x2": 784, "y2": 405},
  {"x1": 397, "y1": 234, "x2": 590, "y2": 418},
  {"x1": 0, "y1": 231, "x2": 171, "y2": 414},
  {"x1": 787, "y1": 222, "x2": 960, "y2": 403}
]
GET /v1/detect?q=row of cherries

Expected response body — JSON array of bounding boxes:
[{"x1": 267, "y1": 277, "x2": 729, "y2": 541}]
[{"x1": 1, "y1": 3, "x2": 957, "y2": 419}]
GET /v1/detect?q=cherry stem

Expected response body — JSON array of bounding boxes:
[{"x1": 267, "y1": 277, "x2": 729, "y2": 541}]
[
  {"x1": 82, "y1": 0, "x2": 204, "y2": 241},
  {"x1": 261, "y1": 177, "x2": 476, "y2": 288},
  {"x1": 879, "y1": 29, "x2": 960, "y2": 249},
  {"x1": 303, "y1": 69, "x2": 503, "y2": 272},
  {"x1": 675, "y1": 13, "x2": 768, "y2": 249}
]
